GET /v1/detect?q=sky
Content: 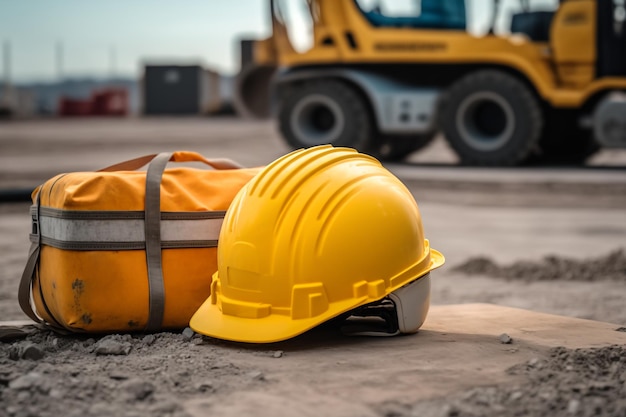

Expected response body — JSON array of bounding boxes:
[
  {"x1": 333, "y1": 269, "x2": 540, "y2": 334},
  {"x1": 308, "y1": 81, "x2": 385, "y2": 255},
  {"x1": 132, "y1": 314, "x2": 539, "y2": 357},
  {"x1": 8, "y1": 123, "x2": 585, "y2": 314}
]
[
  {"x1": 0, "y1": 0, "x2": 271, "y2": 83},
  {"x1": 1, "y1": 0, "x2": 557, "y2": 84}
]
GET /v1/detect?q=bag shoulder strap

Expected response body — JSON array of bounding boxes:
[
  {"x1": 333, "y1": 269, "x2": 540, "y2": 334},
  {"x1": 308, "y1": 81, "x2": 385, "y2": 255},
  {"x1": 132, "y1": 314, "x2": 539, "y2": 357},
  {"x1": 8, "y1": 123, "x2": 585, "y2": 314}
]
[
  {"x1": 18, "y1": 191, "x2": 42, "y2": 323},
  {"x1": 18, "y1": 239, "x2": 41, "y2": 324},
  {"x1": 18, "y1": 194, "x2": 69, "y2": 332}
]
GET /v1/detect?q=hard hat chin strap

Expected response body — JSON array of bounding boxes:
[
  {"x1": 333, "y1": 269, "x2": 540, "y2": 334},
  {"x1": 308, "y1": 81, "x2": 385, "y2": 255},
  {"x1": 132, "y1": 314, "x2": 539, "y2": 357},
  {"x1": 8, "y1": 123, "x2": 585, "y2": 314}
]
[
  {"x1": 339, "y1": 299, "x2": 401, "y2": 337},
  {"x1": 339, "y1": 273, "x2": 431, "y2": 337}
]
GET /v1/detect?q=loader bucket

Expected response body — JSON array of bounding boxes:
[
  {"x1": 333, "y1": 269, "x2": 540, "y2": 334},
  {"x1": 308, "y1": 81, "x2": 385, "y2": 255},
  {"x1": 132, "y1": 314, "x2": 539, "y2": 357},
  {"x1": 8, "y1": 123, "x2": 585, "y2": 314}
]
[{"x1": 232, "y1": 64, "x2": 277, "y2": 119}]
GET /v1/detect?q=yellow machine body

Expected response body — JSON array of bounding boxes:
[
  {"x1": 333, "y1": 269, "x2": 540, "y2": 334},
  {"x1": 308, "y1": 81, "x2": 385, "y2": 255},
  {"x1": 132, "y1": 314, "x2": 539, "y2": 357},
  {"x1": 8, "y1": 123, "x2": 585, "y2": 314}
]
[
  {"x1": 250, "y1": 0, "x2": 625, "y2": 107},
  {"x1": 237, "y1": 0, "x2": 626, "y2": 165}
]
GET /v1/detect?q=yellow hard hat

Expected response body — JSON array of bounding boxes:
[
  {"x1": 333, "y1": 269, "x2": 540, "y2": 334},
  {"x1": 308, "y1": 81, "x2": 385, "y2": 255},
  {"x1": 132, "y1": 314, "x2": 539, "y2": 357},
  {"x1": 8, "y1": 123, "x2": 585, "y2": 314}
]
[{"x1": 190, "y1": 145, "x2": 444, "y2": 343}]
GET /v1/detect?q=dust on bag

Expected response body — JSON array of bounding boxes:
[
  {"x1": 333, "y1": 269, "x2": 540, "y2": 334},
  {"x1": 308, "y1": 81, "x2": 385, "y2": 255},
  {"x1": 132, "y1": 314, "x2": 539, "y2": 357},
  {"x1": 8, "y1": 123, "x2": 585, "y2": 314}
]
[{"x1": 18, "y1": 151, "x2": 261, "y2": 333}]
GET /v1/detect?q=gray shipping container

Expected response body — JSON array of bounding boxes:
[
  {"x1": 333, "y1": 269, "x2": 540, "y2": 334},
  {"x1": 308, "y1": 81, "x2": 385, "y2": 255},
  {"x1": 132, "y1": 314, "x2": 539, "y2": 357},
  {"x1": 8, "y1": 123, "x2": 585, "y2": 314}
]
[
  {"x1": 142, "y1": 64, "x2": 228, "y2": 115},
  {"x1": 143, "y1": 64, "x2": 201, "y2": 115}
]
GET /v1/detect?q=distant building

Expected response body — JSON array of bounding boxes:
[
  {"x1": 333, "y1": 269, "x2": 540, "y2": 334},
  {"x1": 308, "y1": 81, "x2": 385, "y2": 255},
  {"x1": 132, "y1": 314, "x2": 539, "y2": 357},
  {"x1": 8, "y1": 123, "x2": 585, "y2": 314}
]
[
  {"x1": 12, "y1": 78, "x2": 139, "y2": 116},
  {"x1": 0, "y1": 87, "x2": 37, "y2": 118},
  {"x1": 142, "y1": 64, "x2": 228, "y2": 116}
]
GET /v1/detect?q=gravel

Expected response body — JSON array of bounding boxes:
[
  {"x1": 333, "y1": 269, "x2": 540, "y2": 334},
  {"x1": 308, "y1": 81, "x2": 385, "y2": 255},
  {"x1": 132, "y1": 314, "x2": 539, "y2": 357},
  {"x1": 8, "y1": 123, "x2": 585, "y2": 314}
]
[
  {"x1": 452, "y1": 249, "x2": 626, "y2": 282},
  {"x1": 2, "y1": 325, "x2": 624, "y2": 417},
  {"x1": 94, "y1": 336, "x2": 132, "y2": 356},
  {"x1": 0, "y1": 329, "x2": 259, "y2": 417},
  {"x1": 409, "y1": 345, "x2": 626, "y2": 417}
]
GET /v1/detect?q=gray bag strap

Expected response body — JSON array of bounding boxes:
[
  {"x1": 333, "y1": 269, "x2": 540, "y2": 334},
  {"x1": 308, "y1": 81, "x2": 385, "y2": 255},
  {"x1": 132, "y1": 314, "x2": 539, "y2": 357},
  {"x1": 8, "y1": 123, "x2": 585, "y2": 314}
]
[
  {"x1": 18, "y1": 191, "x2": 42, "y2": 323},
  {"x1": 18, "y1": 241, "x2": 42, "y2": 324},
  {"x1": 142, "y1": 151, "x2": 242, "y2": 331},
  {"x1": 18, "y1": 194, "x2": 77, "y2": 332},
  {"x1": 143, "y1": 152, "x2": 171, "y2": 332}
]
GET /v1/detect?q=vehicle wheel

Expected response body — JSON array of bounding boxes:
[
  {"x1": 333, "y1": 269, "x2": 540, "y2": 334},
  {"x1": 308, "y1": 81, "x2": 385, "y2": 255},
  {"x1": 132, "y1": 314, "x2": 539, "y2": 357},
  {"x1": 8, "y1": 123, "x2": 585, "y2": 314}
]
[
  {"x1": 531, "y1": 109, "x2": 600, "y2": 165},
  {"x1": 373, "y1": 132, "x2": 437, "y2": 161},
  {"x1": 438, "y1": 70, "x2": 543, "y2": 166},
  {"x1": 278, "y1": 80, "x2": 373, "y2": 151}
]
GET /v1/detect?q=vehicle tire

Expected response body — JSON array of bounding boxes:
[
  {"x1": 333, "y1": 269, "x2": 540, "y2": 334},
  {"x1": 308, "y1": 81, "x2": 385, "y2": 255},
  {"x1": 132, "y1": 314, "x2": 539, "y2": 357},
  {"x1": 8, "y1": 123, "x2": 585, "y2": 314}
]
[
  {"x1": 373, "y1": 132, "x2": 437, "y2": 161},
  {"x1": 278, "y1": 80, "x2": 374, "y2": 151},
  {"x1": 530, "y1": 109, "x2": 600, "y2": 165},
  {"x1": 438, "y1": 70, "x2": 543, "y2": 166}
]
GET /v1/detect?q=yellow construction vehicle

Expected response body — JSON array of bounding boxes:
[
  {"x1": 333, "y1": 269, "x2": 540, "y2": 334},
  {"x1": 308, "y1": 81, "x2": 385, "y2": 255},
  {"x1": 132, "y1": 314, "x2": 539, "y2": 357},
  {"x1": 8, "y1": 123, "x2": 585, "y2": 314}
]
[{"x1": 234, "y1": 0, "x2": 626, "y2": 165}]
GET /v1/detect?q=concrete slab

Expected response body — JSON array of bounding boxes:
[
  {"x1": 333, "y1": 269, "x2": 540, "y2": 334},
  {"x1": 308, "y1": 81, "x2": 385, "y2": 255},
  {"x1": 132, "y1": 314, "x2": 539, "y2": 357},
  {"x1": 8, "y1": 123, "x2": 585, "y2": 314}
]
[
  {"x1": 184, "y1": 304, "x2": 625, "y2": 416},
  {"x1": 423, "y1": 304, "x2": 625, "y2": 349}
]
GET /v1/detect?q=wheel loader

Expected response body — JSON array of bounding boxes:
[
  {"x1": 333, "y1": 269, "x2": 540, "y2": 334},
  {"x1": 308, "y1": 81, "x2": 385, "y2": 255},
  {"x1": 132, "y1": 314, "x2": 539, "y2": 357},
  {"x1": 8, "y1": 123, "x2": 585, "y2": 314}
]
[{"x1": 234, "y1": 0, "x2": 626, "y2": 165}]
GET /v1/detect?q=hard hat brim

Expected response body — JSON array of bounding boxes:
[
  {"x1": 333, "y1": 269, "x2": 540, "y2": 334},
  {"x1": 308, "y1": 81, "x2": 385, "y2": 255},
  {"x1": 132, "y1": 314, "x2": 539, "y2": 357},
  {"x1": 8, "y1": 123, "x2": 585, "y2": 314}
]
[
  {"x1": 430, "y1": 248, "x2": 445, "y2": 270},
  {"x1": 190, "y1": 245, "x2": 445, "y2": 344},
  {"x1": 190, "y1": 294, "x2": 367, "y2": 344}
]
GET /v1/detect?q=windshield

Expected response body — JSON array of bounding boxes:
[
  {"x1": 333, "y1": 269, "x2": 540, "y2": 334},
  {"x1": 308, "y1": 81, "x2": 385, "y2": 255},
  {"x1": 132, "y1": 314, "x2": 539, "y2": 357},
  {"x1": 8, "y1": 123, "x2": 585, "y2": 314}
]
[
  {"x1": 273, "y1": 0, "x2": 315, "y2": 53},
  {"x1": 354, "y1": 0, "x2": 559, "y2": 36}
]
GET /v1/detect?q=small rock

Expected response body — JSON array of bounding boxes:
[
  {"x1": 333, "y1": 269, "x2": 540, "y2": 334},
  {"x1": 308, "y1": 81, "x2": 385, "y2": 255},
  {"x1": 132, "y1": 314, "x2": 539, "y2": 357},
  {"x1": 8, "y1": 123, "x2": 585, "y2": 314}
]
[
  {"x1": 95, "y1": 338, "x2": 132, "y2": 356},
  {"x1": 8, "y1": 346, "x2": 20, "y2": 361},
  {"x1": 528, "y1": 357, "x2": 540, "y2": 367},
  {"x1": 443, "y1": 404, "x2": 460, "y2": 417},
  {"x1": 151, "y1": 401, "x2": 180, "y2": 414},
  {"x1": 177, "y1": 370, "x2": 191, "y2": 379},
  {"x1": 89, "y1": 402, "x2": 112, "y2": 415},
  {"x1": 191, "y1": 338, "x2": 204, "y2": 346},
  {"x1": 21, "y1": 343, "x2": 45, "y2": 361},
  {"x1": 616, "y1": 327, "x2": 626, "y2": 332},
  {"x1": 182, "y1": 327, "x2": 195, "y2": 340},
  {"x1": 49, "y1": 388, "x2": 64, "y2": 399},
  {"x1": 16, "y1": 390, "x2": 31, "y2": 402},
  {"x1": 122, "y1": 379, "x2": 155, "y2": 401},
  {"x1": 142, "y1": 334, "x2": 156, "y2": 346},
  {"x1": 9, "y1": 372, "x2": 43, "y2": 391},
  {"x1": 272, "y1": 350, "x2": 284, "y2": 358},
  {"x1": 567, "y1": 399, "x2": 580, "y2": 414},
  {"x1": 195, "y1": 381, "x2": 214, "y2": 392},
  {"x1": 109, "y1": 371, "x2": 130, "y2": 380},
  {"x1": 499, "y1": 333, "x2": 513, "y2": 344},
  {"x1": 509, "y1": 391, "x2": 523, "y2": 401},
  {"x1": 248, "y1": 371, "x2": 265, "y2": 381},
  {"x1": 5, "y1": 406, "x2": 19, "y2": 416}
]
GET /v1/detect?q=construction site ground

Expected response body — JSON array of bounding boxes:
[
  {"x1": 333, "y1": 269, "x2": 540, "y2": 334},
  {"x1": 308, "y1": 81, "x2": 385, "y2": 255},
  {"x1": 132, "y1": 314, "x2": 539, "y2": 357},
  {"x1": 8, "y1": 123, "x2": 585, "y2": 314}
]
[{"x1": 1, "y1": 117, "x2": 625, "y2": 417}]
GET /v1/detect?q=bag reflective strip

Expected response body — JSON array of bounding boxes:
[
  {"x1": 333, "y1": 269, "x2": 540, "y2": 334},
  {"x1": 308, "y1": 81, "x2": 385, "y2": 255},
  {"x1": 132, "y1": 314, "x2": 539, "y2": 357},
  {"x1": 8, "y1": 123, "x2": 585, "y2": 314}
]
[
  {"x1": 38, "y1": 207, "x2": 225, "y2": 220},
  {"x1": 38, "y1": 216, "x2": 223, "y2": 244},
  {"x1": 37, "y1": 237, "x2": 219, "y2": 251}
]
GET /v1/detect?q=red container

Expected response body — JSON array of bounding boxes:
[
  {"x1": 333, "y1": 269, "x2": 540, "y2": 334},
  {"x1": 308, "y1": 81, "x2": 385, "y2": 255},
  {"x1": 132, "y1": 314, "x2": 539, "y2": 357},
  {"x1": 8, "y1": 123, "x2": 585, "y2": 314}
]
[
  {"x1": 58, "y1": 98, "x2": 93, "y2": 116},
  {"x1": 91, "y1": 89, "x2": 128, "y2": 116},
  {"x1": 58, "y1": 88, "x2": 128, "y2": 117}
]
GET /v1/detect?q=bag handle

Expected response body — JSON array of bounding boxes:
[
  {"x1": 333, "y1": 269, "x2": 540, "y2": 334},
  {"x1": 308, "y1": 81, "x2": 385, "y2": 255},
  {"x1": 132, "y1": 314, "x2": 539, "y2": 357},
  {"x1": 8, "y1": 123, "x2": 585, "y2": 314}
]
[{"x1": 99, "y1": 151, "x2": 244, "y2": 172}]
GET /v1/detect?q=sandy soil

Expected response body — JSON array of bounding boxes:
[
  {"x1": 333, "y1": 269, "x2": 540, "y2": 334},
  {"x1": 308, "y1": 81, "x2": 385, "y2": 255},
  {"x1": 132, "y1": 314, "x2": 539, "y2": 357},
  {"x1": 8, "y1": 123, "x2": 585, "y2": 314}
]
[{"x1": 1, "y1": 118, "x2": 625, "y2": 416}]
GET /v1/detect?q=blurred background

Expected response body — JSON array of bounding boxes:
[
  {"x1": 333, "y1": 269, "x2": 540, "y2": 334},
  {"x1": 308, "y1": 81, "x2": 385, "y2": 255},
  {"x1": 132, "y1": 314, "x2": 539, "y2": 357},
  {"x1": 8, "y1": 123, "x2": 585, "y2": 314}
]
[
  {"x1": 0, "y1": 0, "x2": 560, "y2": 118},
  {"x1": 0, "y1": 0, "x2": 625, "y2": 325},
  {"x1": 0, "y1": 0, "x2": 272, "y2": 117}
]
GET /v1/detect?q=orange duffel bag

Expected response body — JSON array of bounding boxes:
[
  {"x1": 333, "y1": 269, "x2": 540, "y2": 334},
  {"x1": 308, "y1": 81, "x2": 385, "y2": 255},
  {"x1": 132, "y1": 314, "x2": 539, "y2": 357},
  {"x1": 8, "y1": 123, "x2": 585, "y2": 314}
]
[{"x1": 19, "y1": 151, "x2": 261, "y2": 333}]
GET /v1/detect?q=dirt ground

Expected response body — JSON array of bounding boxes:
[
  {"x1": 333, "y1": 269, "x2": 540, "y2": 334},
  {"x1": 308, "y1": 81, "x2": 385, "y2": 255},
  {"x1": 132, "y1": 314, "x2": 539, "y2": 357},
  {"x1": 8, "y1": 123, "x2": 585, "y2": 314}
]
[{"x1": 1, "y1": 118, "x2": 625, "y2": 416}]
